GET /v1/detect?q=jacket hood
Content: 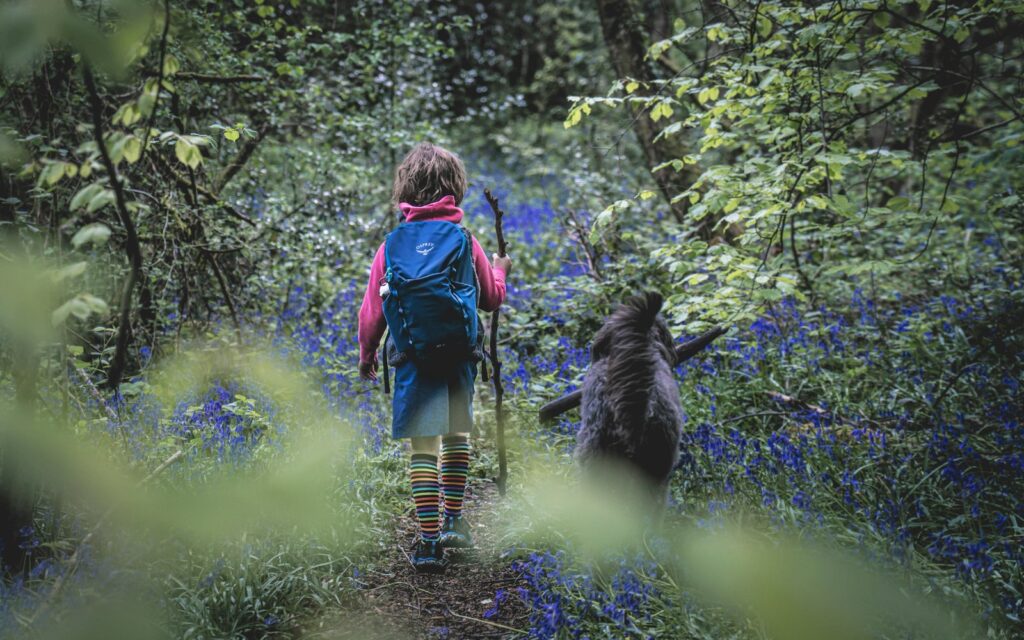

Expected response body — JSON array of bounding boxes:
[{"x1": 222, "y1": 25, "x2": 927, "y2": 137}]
[{"x1": 399, "y1": 195, "x2": 464, "y2": 223}]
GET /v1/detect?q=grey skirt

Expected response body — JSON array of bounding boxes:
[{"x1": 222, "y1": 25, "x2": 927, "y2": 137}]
[{"x1": 386, "y1": 337, "x2": 477, "y2": 439}]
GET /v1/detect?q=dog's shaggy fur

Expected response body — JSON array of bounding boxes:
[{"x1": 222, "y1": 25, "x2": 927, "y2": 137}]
[{"x1": 575, "y1": 291, "x2": 684, "y2": 504}]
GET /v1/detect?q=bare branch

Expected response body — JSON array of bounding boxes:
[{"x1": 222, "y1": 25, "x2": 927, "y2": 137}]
[{"x1": 83, "y1": 66, "x2": 144, "y2": 391}]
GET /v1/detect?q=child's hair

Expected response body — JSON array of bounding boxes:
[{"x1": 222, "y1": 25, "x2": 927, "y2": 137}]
[{"x1": 392, "y1": 143, "x2": 467, "y2": 207}]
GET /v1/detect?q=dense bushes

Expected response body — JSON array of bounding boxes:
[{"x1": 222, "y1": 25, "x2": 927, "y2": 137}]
[{"x1": 486, "y1": 192, "x2": 1022, "y2": 637}]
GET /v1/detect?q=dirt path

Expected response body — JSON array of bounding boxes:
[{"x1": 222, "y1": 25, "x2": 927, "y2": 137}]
[{"x1": 338, "y1": 480, "x2": 529, "y2": 639}]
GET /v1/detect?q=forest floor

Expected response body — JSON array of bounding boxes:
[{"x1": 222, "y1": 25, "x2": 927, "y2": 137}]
[{"x1": 314, "y1": 480, "x2": 528, "y2": 639}]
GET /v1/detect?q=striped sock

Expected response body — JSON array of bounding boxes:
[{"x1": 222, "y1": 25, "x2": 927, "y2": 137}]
[
  {"x1": 410, "y1": 454, "x2": 440, "y2": 542},
  {"x1": 441, "y1": 436, "x2": 471, "y2": 519}
]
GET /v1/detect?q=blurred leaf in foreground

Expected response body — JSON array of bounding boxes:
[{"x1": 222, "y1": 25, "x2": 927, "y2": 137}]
[{"x1": 511, "y1": 454, "x2": 980, "y2": 640}]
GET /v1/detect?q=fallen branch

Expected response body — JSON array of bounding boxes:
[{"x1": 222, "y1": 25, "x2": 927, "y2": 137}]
[
  {"x1": 538, "y1": 325, "x2": 727, "y2": 422},
  {"x1": 764, "y1": 390, "x2": 879, "y2": 432},
  {"x1": 69, "y1": 366, "x2": 118, "y2": 423},
  {"x1": 765, "y1": 390, "x2": 830, "y2": 415}
]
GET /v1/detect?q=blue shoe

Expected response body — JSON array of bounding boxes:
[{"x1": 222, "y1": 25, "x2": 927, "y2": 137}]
[
  {"x1": 412, "y1": 538, "x2": 446, "y2": 573},
  {"x1": 440, "y1": 515, "x2": 474, "y2": 549}
]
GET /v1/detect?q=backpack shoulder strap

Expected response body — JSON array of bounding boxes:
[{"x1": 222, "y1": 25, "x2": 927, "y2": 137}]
[
  {"x1": 458, "y1": 226, "x2": 479, "y2": 289},
  {"x1": 383, "y1": 230, "x2": 394, "y2": 274}
]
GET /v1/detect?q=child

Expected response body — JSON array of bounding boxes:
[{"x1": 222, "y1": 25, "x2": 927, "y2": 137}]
[{"x1": 357, "y1": 143, "x2": 511, "y2": 573}]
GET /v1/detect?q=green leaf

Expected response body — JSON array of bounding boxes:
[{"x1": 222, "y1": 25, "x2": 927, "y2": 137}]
[
  {"x1": 564, "y1": 104, "x2": 585, "y2": 129},
  {"x1": 51, "y1": 293, "x2": 109, "y2": 327},
  {"x1": 108, "y1": 134, "x2": 126, "y2": 165},
  {"x1": 175, "y1": 137, "x2": 202, "y2": 169},
  {"x1": 650, "y1": 101, "x2": 674, "y2": 122},
  {"x1": 51, "y1": 299, "x2": 85, "y2": 327},
  {"x1": 122, "y1": 135, "x2": 142, "y2": 163},
  {"x1": 162, "y1": 54, "x2": 180, "y2": 76},
  {"x1": 0, "y1": 131, "x2": 27, "y2": 169},
  {"x1": 139, "y1": 80, "x2": 160, "y2": 116},
  {"x1": 901, "y1": 35, "x2": 923, "y2": 56},
  {"x1": 70, "y1": 183, "x2": 104, "y2": 211},
  {"x1": 72, "y1": 222, "x2": 112, "y2": 248},
  {"x1": 886, "y1": 196, "x2": 910, "y2": 210},
  {"x1": 224, "y1": 128, "x2": 240, "y2": 142},
  {"x1": 86, "y1": 189, "x2": 116, "y2": 213},
  {"x1": 39, "y1": 162, "x2": 66, "y2": 187},
  {"x1": 589, "y1": 200, "x2": 629, "y2": 243},
  {"x1": 697, "y1": 86, "x2": 719, "y2": 105},
  {"x1": 52, "y1": 261, "x2": 88, "y2": 282},
  {"x1": 115, "y1": 102, "x2": 141, "y2": 126}
]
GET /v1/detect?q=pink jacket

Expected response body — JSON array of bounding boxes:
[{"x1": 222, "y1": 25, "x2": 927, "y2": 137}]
[{"x1": 357, "y1": 195, "x2": 507, "y2": 365}]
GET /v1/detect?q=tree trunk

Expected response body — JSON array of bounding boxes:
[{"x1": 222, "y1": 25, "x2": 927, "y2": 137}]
[
  {"x1": 594, "y1": 0, "x2": 704, "y2": 235},
  {"x1": 0, "y1": 170, "x2": 38, "y2": 577},
  {"x1": 0, "y1": 335, "x2": 38, "y2": 577}
]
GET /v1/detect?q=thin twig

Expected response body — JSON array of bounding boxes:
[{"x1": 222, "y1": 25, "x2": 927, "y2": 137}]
[
  {"x1": 718, "y1": 410, "x2": 791, "y2": 425},
  {"x1": 564, "y1": 209, "x2": 603, "y2": 281},
  {"x1": 174, "y1": 72, "x2": 264, "y2": 84},
  {"x1": 137, "y1": 0, "x2": 170, "y2": 163},
  {"x1": 203, "y1": 251, "x2": 243, "y2": 342},
  {"x1": 215, "y1": 124, "x2": 267, "y2": 194},
  {"x1": 445, "y1": 609, "x2": 526, "y2": 635}
]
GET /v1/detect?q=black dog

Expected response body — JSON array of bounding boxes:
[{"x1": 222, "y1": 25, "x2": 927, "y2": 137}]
[{"x1": 575, "y1": 292, "x2": 684, "y2": 507}]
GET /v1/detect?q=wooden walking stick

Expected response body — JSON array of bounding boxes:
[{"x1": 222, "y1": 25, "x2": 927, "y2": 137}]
[{"x1": 483, "y1": 189, "x2": 509, "y2": 496}]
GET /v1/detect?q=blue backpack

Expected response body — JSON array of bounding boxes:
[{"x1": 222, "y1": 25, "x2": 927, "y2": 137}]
[{"x1": 381, "y1": 220, "x2": 478, "y2": 367}]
